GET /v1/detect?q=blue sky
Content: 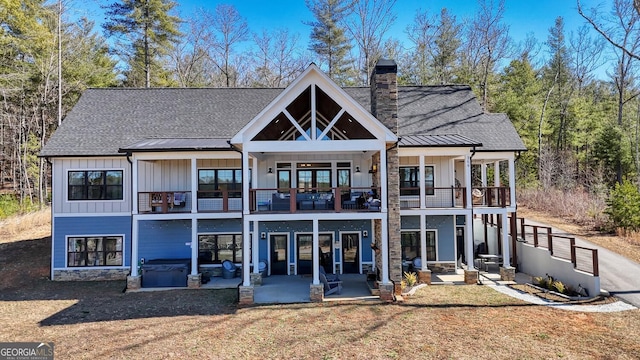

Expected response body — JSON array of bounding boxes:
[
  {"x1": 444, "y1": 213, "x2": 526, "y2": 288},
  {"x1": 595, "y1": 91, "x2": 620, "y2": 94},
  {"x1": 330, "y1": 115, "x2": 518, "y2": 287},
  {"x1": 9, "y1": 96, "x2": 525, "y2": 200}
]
[{"x1": 73, "y1": 0, "x2": 615, "y2": 77}]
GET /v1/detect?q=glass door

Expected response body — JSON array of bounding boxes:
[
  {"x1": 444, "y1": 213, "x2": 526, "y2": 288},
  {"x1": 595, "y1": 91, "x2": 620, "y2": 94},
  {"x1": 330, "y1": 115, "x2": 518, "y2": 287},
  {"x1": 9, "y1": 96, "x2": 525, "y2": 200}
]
[
  {"x1": 296, "y1": 234, "x2": 312, "y2": 275},
  {"x1": 341, "y1": 233, "x2": 360, "y2": 273},
  {"x1": 270, "y1": 234, "x2": 288, "y2": 275}
]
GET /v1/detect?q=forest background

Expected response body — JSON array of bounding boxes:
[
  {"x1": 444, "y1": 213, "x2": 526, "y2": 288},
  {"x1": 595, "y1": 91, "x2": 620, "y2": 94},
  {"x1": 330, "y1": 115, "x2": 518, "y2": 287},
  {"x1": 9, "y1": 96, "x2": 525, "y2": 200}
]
[{"x1": 3, "y1": 0, "x2": 640, "y2": 233}]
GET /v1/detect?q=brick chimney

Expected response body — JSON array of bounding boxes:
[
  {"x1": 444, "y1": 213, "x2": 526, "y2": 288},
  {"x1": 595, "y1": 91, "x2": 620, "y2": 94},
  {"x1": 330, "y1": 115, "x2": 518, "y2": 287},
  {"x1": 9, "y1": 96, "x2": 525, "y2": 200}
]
[{"x1": 370, "y1": 59, "x2": 402, "y2": 296}]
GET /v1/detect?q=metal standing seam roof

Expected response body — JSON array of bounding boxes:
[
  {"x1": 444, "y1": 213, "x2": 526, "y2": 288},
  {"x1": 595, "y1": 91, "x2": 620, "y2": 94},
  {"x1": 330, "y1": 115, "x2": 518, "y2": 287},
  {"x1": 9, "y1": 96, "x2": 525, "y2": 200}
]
[
  {"x1": 40, "y1": 85, "x2": 526, "y2": 157},
  {"x1": 399, "y1": 134, "x2": 482, "y2": 147}
]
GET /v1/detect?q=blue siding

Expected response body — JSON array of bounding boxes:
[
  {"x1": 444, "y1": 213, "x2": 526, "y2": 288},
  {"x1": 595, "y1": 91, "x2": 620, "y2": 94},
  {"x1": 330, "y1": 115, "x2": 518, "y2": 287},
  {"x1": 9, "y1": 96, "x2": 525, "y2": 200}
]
[
  {"x1": 257, "y1": 220, "x2": 371, "y2": 264},
  {"x1": 53, "y1": 216, "x2": 132, "y2": 268},
  {"x1": 138, "y1": 220, "x2": 191, "y2": 260},
  {"x1": 427, "y1": 215, "x2": 455, "y2": 261},
  {"x1": 198, "y1": 219, "x2": 242, "y2": 233},
  {"x1": 401, "y1": 216, "x2": 420, "y2": 229}
]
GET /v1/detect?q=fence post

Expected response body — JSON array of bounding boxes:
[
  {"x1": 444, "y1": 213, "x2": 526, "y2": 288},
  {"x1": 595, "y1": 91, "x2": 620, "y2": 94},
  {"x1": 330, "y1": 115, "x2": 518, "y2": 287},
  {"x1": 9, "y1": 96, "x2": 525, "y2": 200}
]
[
  {"x1": 533, "y1": 226, "x2": 538, "y2": 247},
  {"x1": 592, "y1": 250, "x2": 599, "y2": 276},
  {"x1": 570, "y1": 238, "x2": 576, "y2": 267},
  {"x1": 519, "y1": 218, "x2": 525, "y2": 240},
  {"x1": 547, "y1": 228, "x2": 553, "y2": 255}
]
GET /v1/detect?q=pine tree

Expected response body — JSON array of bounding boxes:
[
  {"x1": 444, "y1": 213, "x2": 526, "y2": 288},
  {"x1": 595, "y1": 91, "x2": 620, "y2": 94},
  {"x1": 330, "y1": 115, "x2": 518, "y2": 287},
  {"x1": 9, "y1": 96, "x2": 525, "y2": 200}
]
[
  {"x1": 306, "y1": 0, "x2": 354, "y2": 85},
  {"x1": 102, "y1": 0, "x2": 182, "y2": 87}
]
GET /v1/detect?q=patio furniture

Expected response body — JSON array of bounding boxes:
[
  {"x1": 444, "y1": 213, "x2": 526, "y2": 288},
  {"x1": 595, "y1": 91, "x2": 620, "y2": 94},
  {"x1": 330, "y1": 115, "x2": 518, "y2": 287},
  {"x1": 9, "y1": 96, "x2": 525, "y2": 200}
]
[
  {"x1": 319, "y1": 265, "x2": 339, "y2": 282},
  {"x1": 477, "y1": 254, "x2": 502, "y2": 271},
  {"x1": 320, "y1": 273, "x2": 343, "y2": 295}
]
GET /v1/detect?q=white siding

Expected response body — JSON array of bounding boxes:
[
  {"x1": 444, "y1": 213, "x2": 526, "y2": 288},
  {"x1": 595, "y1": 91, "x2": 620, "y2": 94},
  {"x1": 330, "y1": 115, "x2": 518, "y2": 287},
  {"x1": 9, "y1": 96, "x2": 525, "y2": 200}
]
[{"x1": 53, "y1": 157, "x2": 131, "y2": 214}]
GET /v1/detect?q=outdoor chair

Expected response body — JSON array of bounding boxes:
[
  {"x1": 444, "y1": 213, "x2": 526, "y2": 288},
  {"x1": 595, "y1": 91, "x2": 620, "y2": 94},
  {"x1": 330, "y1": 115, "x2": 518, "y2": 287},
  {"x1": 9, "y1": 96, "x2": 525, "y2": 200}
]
[
  {"x1": 319, "y1": 273, "x2": 343, "y2": 295},
  {"x1": 319, "y1": 265, "x2": 339, "y2": 282}
]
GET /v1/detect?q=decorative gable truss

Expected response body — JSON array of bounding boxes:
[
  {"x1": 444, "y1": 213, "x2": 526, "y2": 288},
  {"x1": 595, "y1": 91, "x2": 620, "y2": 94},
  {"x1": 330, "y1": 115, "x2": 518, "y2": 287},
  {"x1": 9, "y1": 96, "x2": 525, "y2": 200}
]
[{"x1": 231, "y1": 64, "x2": 397, "y2": 152}]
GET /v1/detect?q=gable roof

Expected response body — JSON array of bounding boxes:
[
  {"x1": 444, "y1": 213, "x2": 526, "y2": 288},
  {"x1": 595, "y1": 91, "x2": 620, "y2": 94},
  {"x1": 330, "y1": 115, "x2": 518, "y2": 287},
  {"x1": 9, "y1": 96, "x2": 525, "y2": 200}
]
[{"x1": 40, "y1": 84, "x2": 525, "y2": 157}]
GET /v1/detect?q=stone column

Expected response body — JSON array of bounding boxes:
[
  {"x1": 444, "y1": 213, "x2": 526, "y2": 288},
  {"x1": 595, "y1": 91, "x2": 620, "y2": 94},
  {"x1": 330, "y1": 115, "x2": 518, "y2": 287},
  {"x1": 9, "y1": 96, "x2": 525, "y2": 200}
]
[{"x1": 371, "y1": 59, "x2": 401, "y2": 295}]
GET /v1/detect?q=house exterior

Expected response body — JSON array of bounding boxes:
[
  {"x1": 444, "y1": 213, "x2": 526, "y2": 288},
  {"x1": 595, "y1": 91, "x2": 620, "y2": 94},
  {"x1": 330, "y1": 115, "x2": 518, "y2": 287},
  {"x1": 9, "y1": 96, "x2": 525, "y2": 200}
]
[{"x1": 40, "y1": 60, "x2": 525, "y2": 303}]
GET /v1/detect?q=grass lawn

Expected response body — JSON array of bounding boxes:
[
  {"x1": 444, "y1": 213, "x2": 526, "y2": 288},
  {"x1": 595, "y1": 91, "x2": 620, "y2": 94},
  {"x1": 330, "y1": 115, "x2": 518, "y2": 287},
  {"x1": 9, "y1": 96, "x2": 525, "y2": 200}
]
[{"x1": 1, "y1": 210, "x2": 639, "y2": 359}]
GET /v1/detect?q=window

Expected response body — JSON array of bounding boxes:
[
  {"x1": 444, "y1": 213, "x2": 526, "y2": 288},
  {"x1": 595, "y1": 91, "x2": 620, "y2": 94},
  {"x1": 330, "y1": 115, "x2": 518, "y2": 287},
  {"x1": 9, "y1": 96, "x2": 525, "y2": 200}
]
[
  {"x1": 401, "y1": 230, "x2": 436, "y2": 262},
  {"x1": 198, "y1": 169, "x2": 242, "y2": 198},
  {"x1": 426, "y1": 230, "x2": 436, "y2": 261},
  {"x1": 278, "y1": 170, "x2": 290, "y2": 191},
  {"x1": 296, "y1": 162, "x2": 332, "y2": 192},
  {"x1": 198, "y1": 234, "x2": 242, "y2": 263},
  {"x1": 68, "y1": 170, "x2": 123, "y2": 200},
  {"x1": 400, "y1": 166, "x2": 434, "y2": 196},
  {"x1": 401, "y1": 231, "x2": 420, "y2": 260},
  {"x1": 67, "y1": 236, "x2": 123, "y2": 267}
]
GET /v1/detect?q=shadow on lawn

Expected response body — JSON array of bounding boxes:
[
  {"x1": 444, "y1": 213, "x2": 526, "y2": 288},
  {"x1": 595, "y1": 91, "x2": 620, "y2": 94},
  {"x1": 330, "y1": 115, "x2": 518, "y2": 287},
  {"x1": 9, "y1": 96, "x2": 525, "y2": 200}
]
[{"x1": 0, "y1": 237, "x2": 239, "y2": 326}]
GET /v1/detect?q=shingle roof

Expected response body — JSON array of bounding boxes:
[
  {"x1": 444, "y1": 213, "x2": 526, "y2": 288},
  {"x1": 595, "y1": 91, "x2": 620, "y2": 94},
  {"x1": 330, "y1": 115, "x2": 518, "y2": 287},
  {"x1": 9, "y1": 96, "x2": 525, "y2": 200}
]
[
  {"x1": 41, "y1": 85, "x2": 525, "y2": 157},
  {"x1": 120, "y1": 138, "x2": 232, "y2": 152}
]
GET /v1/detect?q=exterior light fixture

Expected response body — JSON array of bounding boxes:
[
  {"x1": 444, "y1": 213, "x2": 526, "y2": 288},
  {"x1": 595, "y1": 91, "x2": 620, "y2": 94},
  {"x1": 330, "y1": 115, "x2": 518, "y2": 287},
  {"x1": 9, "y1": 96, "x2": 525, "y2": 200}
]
[
  {"x1": 369, "y1": 164, "x2": 378, "y2": 173},
  {"x1": 268, "y1": 167, "x2": 273, "y2": 174},
  {"x1": 261, "y1": 232, "x2": 266, "y2": 239},
  {"x1": 356, "y1": 166, "x2": 360, "y2": 173}
]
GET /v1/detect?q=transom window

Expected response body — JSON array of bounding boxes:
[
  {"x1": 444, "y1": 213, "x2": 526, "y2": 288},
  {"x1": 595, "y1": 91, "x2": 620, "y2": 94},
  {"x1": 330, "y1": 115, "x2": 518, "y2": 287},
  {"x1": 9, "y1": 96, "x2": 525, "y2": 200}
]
[
  {"x1": 400, "y1": 166, "x2": 434, "y2": 196},
  {"x1": 198, "y1": 169, "x2": 243, "y2": 198},
  {"x1": 68, "y1": 170, "x2": 123, "y2": 200},
  {"x1": 67, "y1": 236, "x2": 123, "y2": 267},
  {"x1": 198, "y1": 234, "x2": 242, "y2": 263}
]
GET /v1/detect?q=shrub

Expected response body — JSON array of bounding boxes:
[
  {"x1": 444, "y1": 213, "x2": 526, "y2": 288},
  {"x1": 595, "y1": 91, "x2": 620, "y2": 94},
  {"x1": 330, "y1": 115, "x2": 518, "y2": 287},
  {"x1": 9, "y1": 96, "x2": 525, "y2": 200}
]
[{"x1": 403, "y1": 271, "x2": 417, "y2": 287}]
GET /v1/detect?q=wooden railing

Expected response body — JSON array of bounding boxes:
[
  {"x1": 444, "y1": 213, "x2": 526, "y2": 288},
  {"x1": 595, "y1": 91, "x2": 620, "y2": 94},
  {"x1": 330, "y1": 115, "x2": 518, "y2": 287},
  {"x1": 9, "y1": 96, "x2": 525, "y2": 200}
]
[
  {"x1": 249, "y1": 187, "x2": 381, "y2": 213},
  {"x1": 516, "y1": 218, "x2": 599, "y2": 276}
]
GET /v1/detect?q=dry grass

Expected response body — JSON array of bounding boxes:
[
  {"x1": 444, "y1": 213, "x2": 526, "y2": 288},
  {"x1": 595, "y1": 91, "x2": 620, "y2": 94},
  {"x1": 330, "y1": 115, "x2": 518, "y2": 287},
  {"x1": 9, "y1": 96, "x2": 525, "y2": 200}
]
[
  {"x1": 1, "y1": 214, "x2": 639, "y2": 359},
  {"x1": 0, "y1": 207, "x2": 51, "y2": 243},
  {"x1": 518, "y1": 206, "x2": 640, "y2": 265}
]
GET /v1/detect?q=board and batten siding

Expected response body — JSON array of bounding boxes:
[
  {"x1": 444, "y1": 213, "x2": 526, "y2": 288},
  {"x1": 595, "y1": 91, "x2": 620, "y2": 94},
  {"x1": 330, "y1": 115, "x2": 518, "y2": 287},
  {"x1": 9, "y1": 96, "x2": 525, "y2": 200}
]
[
  {"x1": 138, "y1": 220, "x2": 192, "y2": 260},
  {"x1": 53, "y1": 216, "x2": 132, "y2": 268},
  {"x1": 53, "y1": 157, "x2": 131, "y2": 214},
  {"x1": 400, "y1": 156, "x2": 455, "y2": 188},
  {"x1": 137, "y1": 159, "x2": 191, "y2": 192}
]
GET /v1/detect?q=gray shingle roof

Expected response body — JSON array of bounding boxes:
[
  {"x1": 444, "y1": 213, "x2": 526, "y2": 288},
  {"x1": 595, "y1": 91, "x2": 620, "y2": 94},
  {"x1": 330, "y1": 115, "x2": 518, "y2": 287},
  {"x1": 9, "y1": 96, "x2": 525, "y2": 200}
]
[{"x1": 41, "y1": 85, "x2": 525, "y2": 157}]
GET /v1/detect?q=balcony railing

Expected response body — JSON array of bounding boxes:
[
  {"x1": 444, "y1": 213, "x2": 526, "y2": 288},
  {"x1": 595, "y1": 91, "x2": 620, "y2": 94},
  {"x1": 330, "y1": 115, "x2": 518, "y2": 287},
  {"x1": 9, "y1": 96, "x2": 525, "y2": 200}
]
[
  {"x1": 138, "y1": 191, "x2": 192, "y2": 213},
  {"x1": 249, "y1": 187, "x2": 381, "y2": 213},
  {"x1": 399, "y1": 186, "x2": 511, "y2": 209}
]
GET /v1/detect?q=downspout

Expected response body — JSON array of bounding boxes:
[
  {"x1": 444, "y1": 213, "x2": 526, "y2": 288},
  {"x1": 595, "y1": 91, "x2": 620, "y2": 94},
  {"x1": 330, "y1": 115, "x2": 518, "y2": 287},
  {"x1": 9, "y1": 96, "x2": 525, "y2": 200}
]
[
  {"x1": 125, "y1": 152, "x2": 134, "y2": 292},
  {"x1": 227, "y1": 141, "x2": 245, "y2": 292}
]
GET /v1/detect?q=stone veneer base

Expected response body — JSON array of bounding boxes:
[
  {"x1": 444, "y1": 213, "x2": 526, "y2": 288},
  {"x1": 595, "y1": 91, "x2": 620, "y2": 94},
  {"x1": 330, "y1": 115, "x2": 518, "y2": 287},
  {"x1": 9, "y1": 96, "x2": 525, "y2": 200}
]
[
  {"x1": 417, "y1": 270, "x2": 432, "y2": 285},
  {"x1": 54, "y1": 268, "x2": 129, "y2": 281},
  {"x1": 238, "y1": 285, "x2": 254, "y2": 305},
  {"x1": 378, "y1": 283, "x2": 395, "y2": 301},
  {"x1": 500, "y1": 266, "x2": 516, "y2": 281},
  {"x1": 464, "y1": 270, "x2": 479, "y2": 284},
  {"x1": 187, "y1": 274, "x2": 202, "y2": 288},
  {"x1": 127, "y1": 275, "x2": 141, "y2": 290},
  {"x1": 250, "y1": 273, "x2": 262, "y2": 286},
  {"x1": 310, "y1": 284, "x2": 324, "y2": 302}
]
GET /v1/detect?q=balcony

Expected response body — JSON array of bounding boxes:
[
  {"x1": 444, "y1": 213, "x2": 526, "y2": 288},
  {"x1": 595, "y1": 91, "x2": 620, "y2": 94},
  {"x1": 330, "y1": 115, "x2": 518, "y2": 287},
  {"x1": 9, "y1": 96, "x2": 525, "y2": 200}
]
[
  {"x1": 399, "y1": 186, "x2": 511, "y2": 209},
  {"x1": 249, "y1": 187, "x2": 381, "y2": 214},
  {"x1": 138, "y1": 191, "x2": 192, "y2": 213}
]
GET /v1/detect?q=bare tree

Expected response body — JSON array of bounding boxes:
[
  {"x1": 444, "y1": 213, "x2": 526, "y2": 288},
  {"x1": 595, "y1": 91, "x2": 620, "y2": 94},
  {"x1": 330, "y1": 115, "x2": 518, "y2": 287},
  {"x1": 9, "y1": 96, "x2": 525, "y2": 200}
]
[
  {"x1": 169, "y1": 14, "x2": 215, "y2": 87},
  {"x1": 210, "y1": 4, "x2": 249, "y2": 87},
  {"x1": 464, "y1": 0, "x2": 511, "y2": 111},
  {"x1": 251, "y1": 29, "x2": 307, "y2": 88},
  {"x1": 345, "y1": 0, "x2": 397, "y2": 85},
  {"x1": 578, "y1": 0, "x2": 640, "y2": 61},
  {"x1": 569, "y1": 25, "x2": 605, "y2": 95}
]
